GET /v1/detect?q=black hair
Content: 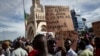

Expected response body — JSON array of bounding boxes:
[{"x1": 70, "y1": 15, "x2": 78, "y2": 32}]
[
  {"x1": 64, "y1": 38, "x2": 72, "y2": 46},
  {"x1": 14, "y1": 40, "x2": 22, "y2": 49},
  {"x1": 79, "y1": 41, "x2": 86, "y2": 50},
  {"x1": 64, "y1": 38, "x2": 72, "y2": 52},
  {"x1": 47, "y1": 39, "x2": 56, "y2": 54},
  {"x1": 32, "y1": 34, "x2": 46, "y2": 56},
  {"x1": 84, "y1": 39, "x2": 90, "y2": 45}
]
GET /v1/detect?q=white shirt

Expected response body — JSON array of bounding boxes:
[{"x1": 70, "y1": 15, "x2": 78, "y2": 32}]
[
  {"x1": 0, "y1": 54, "x2": 5, "y2": 56},
  {"x1": 66, "y1": 48, "x2": 77, "y2": 56},
  {"x1": 55, "y1": 51, "x2": 61, "y2": 56},
  {"x1": 4, "y1": 48, "x2": 11, "y2": 56},
  {"x1": 47, "y1": 53, "x2": 53, "y2": 56},
  {"x1": 12, "y1": 47, "x2": 28, "y2": 56},
  {"x1": 86, "y1": 44, "x2": 94, "y2": 52}
]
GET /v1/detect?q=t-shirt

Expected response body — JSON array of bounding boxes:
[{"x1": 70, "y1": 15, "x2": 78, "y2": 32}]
[
  {"x1": 4, "y1": 48, "x2": 11, "y2": 56},
  {"x1": 66, "y1": 48, "x2": 77, "y2": 56},
  {"x1": 12, "y1": 47, "x2": 28, "y2": 56},
  {"x1": 28, "y1": 49, "x2": 38, "y2": 56},
  {"x1": 0, "y1": 54, "x2": 5, "y2": 56},
  {"x1": 55, "y1": 51, "x2": 61, "y2": 56},
  {"x1": 86, "y1": 44, "x2": 94, "y2": 52},
  {"x1": 95, "y1": 48, "x2": 100, "y2": 56},
  {"x1": 47, "y1": 53, "x2": 53, "y2": 56},
  {"x1": 79, "y1": 49, "x2": 93, "y2": 56}
]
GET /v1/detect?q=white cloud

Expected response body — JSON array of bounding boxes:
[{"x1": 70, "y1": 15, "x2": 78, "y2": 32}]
[
  {"x1": 81, "y1": 7, "x2": 100, "y2": 27},
  {"x1": 0, "y1": 0, "x2": 26, "y2": 40},
  {"x1": 0, "y1": 0, "x2": 100, "y2": 40},
  {"x1": 10, "y1": 22, "x2": 25, "y2": 35},
  {"x1": 24, "y1": 0, "x2": 32, "y2": 14},
  {"x1": 0, "y1": 31, "x2": 18, "y2": 41},
  {"x1": 0, "y1": 21, "x2": 25, "y2": 41},
  {"x1": 41, "y1": 0, "x2": 100, "y2": 28}
]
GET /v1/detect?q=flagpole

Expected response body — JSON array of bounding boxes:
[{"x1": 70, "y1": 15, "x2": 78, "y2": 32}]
[
  {"x1": 22, "y1": 0, "x2": 27, "y2": 38},
  {"x1": 3, "y1": 29, "x2": 5, "y2": 40}
]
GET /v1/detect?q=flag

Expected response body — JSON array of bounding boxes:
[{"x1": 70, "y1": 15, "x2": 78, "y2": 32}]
[
  {"x1": 23, "y1": 0, "x2": 29, "y2": 38},
  {"x1": 24, "y1": 10, "x2": 27, "y2": 20},
  {"x1": 24, "y1": 11, "x2": 29, "y2": 27},
  {"x1": 24, "y1": 12, "x2": 27, "y2": 31},
  {"x1": 23, "y1": 0, "x2": 29, "y2": 30},
  {"x1": 24, "y1": 10, "x2": 29, "y2": 20}
]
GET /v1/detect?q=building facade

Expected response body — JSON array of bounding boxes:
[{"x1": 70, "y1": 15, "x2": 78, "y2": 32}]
[
  {"x1": 92, "y1": 21, "x2": 100, "y2": 37},
  {"x1": 71, "y1": 10, "x2": 85, "y2": 32},
  {"x1": 71, "y1": 10, "x2": 78, "y2": 31}
]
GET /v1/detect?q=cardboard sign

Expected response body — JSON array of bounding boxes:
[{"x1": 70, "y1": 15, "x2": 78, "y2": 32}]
[
  {"x1": 45, "y1": 6, "x2": 74, "y2": 32},
  {"x1": 92, "y1": 21, "x2": 100, "y2": 37},
  {"x1": 55, "y1": 31, "x2": 78, "y2": 50}
]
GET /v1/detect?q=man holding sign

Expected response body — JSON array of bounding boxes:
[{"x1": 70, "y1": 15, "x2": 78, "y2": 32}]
[{"x1": 45, "y1": 6, "x2": 78, "y2": 56}]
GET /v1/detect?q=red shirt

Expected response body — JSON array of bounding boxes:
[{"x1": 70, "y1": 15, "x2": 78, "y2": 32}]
[
  {"x1": 28, "y1": 49, "x2": 39, "y2": 56},
  {"x1": 95, "y1": 48, "x2": 100, "y2": 56}
]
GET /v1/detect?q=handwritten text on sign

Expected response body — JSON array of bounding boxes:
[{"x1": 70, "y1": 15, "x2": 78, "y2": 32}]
[{"x1": 45, "y1": 6, "x2": 74, "y2": 32}]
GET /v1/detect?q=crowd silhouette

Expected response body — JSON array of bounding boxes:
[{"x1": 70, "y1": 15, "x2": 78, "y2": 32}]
[{"x1": 0, "y1": 33, "x2": 100, "y2": 56}]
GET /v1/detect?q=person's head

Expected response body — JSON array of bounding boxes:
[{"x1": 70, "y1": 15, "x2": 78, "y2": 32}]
[
  {"x1": 14, "y1": 39, "x2": 23, "y2": 49},
  {"x1": 79, "y1": 41, "x2": 86, "y2": 50},
  {"x1": 84, "y1": 39, "x2": 90, "y2": 45},
  {"x1": 32, "y1": 34, "x2": 46, "y2": 56},
  {"x1": 2, "y1": 40, "x2": 10, "y2": 49},
  {"x1": 47, "y1": 39, "x2": 56, "y2": 54},
  {"x1": 64, "y1": 38, "x2": 72, "y2": 51}
]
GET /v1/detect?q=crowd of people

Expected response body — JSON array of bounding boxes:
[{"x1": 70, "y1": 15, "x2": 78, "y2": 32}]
[{"x1": 0, "y1": 33, "x2": 100, "y2": 56}]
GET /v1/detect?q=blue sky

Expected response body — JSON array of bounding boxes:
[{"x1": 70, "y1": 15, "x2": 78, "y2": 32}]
[{"x1": 0, "y1": 0, "x2": 100, "y2": 41}]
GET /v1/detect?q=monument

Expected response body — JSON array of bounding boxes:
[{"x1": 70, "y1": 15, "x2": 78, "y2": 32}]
[{"x1": 26, "y1": 0, "x2": 46, "y2": 41}]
